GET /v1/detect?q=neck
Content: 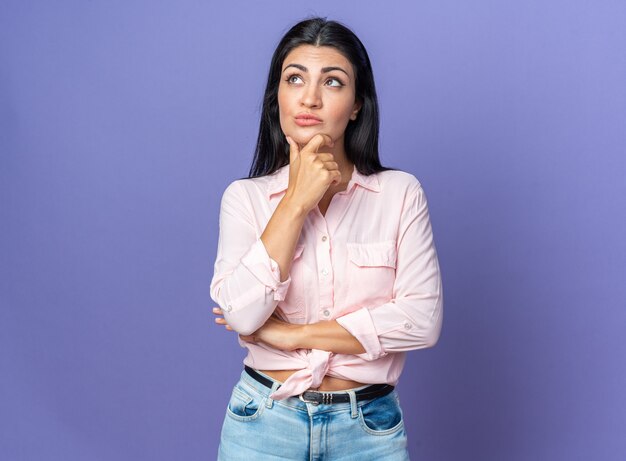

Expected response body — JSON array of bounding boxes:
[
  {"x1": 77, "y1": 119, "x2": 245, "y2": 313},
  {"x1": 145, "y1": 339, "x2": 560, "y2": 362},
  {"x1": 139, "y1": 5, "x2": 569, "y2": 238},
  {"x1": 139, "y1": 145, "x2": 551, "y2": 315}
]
[{"x1": 326, "y1": 138, "x2": 353, "y2": 183}]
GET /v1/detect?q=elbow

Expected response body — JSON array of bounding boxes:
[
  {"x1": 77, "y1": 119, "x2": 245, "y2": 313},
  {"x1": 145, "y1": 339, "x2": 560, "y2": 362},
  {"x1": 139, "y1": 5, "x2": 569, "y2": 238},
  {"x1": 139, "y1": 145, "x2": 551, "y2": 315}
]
[
  {"x1": 210, "y1": 278, "x2": 274, "y2": 335},
  {"x1": 224, "y1": 314, "x2": 260, "y2": 336},
  {"x1": 215, "y1": 303, "x2": 268, "y2": 336},
  {"x1": 421, "y1": 288, "x2": 443, "y2": 349},
  {"x1": 405, "y1": 303, "x2": 443, "y2": 350},
  {"x1": 213, "y1": 292, "x2": 277, "y2": 336},
  {"x1": 405, "y1": 320, "x2": 440, "y2": 351},
  {"x1": 423, "y1": 306, "x2": 443, "y2": 348},
  {"x1": 424, "y1": 323, "x2": 441, "y2": 348},
  {"x1": 405, "y1": 292, "x2": 443, "y2": 350}
]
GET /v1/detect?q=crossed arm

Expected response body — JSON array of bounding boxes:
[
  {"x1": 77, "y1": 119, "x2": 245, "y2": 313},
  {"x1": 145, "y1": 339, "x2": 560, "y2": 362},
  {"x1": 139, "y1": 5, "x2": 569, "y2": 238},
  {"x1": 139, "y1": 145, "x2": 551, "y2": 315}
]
[
  {"x1": 212, "y1": 306, "x2": 367, "y2": 355},
  {"x1": 210, "y1": 179, "x2": 442, "y2": 359},
  {"x1": 209, "y1": 181, "x2": 367, "y2": 355}
]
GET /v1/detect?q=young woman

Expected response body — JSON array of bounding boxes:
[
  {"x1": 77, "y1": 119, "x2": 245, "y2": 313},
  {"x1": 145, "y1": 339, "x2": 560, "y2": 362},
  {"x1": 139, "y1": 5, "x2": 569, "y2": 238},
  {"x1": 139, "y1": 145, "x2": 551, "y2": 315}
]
[{"x1": 210, "y1": 17, "x2": 443, "y2": 460}]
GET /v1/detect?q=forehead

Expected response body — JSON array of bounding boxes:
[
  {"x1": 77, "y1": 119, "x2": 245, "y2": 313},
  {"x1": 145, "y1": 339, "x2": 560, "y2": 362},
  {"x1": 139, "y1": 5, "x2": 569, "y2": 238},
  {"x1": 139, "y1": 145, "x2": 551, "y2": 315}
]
[{"x1": 282, "y1": 45, "x2": 353, "y2": 76}]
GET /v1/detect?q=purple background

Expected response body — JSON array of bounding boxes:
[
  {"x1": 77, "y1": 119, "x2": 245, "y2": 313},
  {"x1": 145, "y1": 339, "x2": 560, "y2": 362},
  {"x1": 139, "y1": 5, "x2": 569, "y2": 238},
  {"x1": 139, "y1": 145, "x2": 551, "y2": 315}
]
[{"x1": 1, "y1": 1, "x2": 625, "y2": 460}]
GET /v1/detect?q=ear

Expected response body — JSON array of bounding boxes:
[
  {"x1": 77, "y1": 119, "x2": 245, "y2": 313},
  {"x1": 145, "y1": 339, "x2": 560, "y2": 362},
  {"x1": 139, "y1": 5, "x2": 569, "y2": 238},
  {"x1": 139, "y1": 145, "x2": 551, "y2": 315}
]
[{"x1": 350, "y1": 100, "x2": 363, "y2": 120}]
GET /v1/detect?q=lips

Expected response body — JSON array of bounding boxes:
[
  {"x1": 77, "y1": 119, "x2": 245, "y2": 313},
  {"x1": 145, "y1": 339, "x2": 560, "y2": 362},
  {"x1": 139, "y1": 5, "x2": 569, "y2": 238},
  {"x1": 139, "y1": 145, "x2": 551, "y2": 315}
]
[
  {"x1": 295, "y1": 113, "x2": 322, "y2": 121},
  {"x1": 295, "y1": 114, "x2": 323, "y2": 126}
]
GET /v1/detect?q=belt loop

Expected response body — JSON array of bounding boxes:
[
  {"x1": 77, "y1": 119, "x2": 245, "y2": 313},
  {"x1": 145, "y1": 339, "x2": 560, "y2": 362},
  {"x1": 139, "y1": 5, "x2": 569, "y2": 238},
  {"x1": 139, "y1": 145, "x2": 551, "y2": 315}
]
[
  {"x1": 346, "y1": 389, "x2": 358, "y2": 419},
  {"x1": 266, "y1": 381, "x2": 280, "y2": 408}
]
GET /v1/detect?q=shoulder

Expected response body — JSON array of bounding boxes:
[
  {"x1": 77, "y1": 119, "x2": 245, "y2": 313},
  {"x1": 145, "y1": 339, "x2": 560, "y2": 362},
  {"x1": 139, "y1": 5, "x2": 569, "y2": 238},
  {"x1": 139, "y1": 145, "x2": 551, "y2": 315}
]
[
  {"x1": 221, "y1": 169, "x2": 280, "y2": 202},
  {"x1": 376, "y1": 168, "x2": 423, "y2": 196}
]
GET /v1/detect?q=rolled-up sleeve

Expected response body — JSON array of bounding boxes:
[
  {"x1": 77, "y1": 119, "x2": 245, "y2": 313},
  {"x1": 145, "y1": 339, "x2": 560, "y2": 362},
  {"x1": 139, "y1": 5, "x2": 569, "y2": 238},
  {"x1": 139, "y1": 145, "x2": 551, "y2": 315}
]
[
  {"x1": 210, "y1": 181, "x2": 292, "y2": 335},
  {"x1": 336, "y1": 182, "x2": 443, "y2": 361}
]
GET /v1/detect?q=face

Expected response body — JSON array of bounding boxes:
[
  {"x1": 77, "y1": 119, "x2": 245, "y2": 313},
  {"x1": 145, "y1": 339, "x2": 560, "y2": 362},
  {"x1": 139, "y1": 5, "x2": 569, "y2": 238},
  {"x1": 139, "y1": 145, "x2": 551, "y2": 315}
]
[{"x1": 277, "y1": 45, "x2": 362, "y2": 150}]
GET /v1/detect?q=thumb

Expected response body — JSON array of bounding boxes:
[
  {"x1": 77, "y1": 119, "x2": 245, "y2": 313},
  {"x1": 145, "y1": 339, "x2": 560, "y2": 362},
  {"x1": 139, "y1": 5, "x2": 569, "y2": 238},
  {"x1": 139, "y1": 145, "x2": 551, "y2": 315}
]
[{"x1": 286, "y1": 136, "x2": 300, "y2": 163}]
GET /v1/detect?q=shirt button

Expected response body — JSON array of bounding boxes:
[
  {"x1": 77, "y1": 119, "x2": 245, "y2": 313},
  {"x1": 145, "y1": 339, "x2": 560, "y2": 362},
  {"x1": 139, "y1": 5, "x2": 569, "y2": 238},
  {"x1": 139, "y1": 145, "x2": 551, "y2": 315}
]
[
  {"x1": 323, "y1": 309, "x2": 330, "y2": 317},
  {"x1": 226, "y1": 304, "x2": 233, "y2": 312},
  {"x1": 321, "y1": 268, "x2": 328, "y2": 276},
  {"x1": 404, "y1": 322, "x2": 412, "y2": 330},
  {"x1": 321, "y1": 235, "x2": 327, "y2": 242}
]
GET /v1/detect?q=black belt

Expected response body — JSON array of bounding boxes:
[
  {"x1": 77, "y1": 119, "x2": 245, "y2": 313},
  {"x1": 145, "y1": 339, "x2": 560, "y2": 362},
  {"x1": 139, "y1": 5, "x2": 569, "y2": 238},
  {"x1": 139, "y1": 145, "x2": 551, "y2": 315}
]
[{"x1": 244, "y1": 366, "x2": 394, "y2": 404}]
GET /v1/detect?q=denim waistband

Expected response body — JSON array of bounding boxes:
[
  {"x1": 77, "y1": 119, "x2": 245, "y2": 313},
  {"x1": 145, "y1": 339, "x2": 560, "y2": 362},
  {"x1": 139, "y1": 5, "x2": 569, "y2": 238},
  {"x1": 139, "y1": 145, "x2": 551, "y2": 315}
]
[{"x1": 236, "y1": 367, "x2": 388, "y2": 415}]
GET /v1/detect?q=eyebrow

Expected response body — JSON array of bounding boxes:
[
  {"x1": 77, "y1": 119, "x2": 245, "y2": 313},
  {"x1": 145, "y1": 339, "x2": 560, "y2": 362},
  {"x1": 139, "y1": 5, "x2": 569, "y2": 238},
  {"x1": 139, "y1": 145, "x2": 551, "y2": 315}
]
[{"x1": 282, "y1": 63, "x2": 350, "y2": 79}]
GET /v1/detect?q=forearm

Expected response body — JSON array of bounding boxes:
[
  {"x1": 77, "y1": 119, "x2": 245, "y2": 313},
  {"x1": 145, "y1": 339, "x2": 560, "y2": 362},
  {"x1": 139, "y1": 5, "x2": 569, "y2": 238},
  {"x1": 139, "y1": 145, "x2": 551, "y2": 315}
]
[
  {"x1": 261, "y1": 194, "x2": 307, "y2": 282},
  {"x1": 210, "y1": 183, "x2": 310, "y2": 336},
  {"x1": 294, "y1": 320, "x2": 366, "y2": 355}
]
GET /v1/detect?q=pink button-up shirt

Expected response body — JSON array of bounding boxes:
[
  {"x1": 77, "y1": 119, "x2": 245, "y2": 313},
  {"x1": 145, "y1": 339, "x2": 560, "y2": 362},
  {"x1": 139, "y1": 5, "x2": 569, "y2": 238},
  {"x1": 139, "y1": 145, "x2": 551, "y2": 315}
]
[{"x1": 210, "y1": 163, "x2": 443, "y2": 400}]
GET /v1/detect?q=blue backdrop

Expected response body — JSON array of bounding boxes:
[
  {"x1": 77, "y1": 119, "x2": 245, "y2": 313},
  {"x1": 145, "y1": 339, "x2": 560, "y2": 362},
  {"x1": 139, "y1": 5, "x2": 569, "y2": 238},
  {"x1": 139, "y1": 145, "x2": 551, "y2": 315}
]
[{"x1": 1, "y1": 1, "x2": 625, "y2": 459}]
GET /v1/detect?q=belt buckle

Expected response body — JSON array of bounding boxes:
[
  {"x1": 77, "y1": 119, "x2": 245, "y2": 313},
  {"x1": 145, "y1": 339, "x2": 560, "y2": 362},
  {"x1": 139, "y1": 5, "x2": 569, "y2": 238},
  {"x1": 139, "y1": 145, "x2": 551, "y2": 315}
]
[
  {"x1": 299, "y1": 391, "x2": 335, "y2": 405},
  {"x1": 299, "y1": 392, "x2": 321, "y2": 405}
]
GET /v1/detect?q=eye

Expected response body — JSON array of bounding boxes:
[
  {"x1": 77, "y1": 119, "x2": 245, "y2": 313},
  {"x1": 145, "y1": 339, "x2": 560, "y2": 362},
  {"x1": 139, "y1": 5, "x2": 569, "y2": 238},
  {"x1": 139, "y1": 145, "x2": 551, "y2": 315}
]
[
  {"x1": 284, "y1": 73, "x2": 345, "y2": 88},
  {"x1": 285, "y1": 73, "x2": 303, "y2": 84},
  {"x1": 326, "y1": 77, "x2": 344, "y2": 87}
]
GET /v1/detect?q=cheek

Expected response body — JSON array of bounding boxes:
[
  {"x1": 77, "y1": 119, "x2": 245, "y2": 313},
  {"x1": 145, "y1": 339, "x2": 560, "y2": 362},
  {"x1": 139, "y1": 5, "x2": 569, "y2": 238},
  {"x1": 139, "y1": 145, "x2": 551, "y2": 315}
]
[
  {"x1": 326, "y1": 106, "x2": 354, "y2": 133},
  {"x1": 277, "y1": 92, "x2": 296, "y2": 119},
  {"x1": 277, "y1": 95, "x2": 288, "y2": 125},
  {"x1": 277, "y1": 88, "x2": 287, "y2": 110},
  {"x1": 328, "y1": 96, "x2": 357, "y2": 120}
]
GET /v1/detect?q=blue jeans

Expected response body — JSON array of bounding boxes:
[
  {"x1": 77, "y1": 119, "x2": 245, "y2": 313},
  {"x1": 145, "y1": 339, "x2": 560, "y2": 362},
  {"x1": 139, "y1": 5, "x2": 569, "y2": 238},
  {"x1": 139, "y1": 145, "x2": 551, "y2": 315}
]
[{"x1": 217, "y1": 369, "x2": 410, "y2": 460}]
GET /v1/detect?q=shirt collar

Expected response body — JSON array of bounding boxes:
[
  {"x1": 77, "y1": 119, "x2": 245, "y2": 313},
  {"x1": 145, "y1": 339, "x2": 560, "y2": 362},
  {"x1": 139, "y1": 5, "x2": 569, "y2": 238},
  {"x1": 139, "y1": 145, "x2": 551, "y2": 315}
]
[{"x1": 266, "y1": 163, "x2": 381, "y2": 199}]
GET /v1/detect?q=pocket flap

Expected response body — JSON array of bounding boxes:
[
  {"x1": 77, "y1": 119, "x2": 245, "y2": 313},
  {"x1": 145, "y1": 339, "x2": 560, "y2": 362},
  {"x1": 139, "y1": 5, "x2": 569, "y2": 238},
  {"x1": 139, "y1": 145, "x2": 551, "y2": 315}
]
[{"x1": 347, "y1": 240, "x2": 397, "y2": 268}]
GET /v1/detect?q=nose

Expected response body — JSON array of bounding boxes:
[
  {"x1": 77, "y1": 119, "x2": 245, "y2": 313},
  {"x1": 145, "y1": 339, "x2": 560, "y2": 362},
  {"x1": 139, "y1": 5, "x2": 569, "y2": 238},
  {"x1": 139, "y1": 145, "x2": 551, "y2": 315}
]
[{"x1": 300, "y1": 83, "x2": 322, "y2": 108}]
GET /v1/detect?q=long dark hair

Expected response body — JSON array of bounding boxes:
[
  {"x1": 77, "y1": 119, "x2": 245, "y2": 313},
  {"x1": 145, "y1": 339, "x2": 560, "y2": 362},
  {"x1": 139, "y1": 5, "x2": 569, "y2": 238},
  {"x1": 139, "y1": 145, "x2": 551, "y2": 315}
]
[{"x1": 247, "y1": 17, "x2": 396, "y2": 179}]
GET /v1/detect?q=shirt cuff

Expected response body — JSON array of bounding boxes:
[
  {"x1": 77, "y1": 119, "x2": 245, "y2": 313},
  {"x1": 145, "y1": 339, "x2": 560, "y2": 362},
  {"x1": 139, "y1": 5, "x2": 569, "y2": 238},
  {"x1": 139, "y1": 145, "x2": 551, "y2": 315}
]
[
  {"x1": 336, "y1": 307, "x2": 387, "y2": 361},
  {"x1": 240, "y1": 238, "x2": 292, "y2": 301}
]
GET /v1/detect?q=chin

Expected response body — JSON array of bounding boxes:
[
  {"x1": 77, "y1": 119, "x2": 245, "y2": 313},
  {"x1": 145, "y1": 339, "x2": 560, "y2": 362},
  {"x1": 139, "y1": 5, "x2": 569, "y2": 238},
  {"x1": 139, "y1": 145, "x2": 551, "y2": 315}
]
[{"x1": 294, "y1": 130, "x2": 332, "y2": 146}]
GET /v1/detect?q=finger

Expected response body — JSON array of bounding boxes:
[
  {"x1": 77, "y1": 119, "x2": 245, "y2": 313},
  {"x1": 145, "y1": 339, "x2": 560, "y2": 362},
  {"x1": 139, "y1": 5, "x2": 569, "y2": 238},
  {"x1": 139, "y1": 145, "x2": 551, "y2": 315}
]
[
  {"x1": 304, "y1": 133, "x2": 334, "y2": 155},
  {"x1": 212, "y1": 307, "x2": 223, "y2": 315},
  {"x1": 331, "y1": 170, "x2": 342, "y2": 186},
  {"x1": 314, "y1": 153, "x2": 335, "y2": 163},
  {"x1": 286, "y1": 136, "x2": 300, "y2": 164},
  {"x1": 215, "y1": 318, "x2": 234, "y2": 330},
  {"x1": 320, "y1": 160, "x2": 339, "y2": 171}
]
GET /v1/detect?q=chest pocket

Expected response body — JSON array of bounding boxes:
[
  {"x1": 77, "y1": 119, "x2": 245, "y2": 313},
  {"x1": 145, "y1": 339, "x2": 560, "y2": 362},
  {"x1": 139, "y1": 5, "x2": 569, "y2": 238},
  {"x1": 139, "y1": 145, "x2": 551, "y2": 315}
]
[
  {"x1": 346, "y1": 240, "x2": 397, "y2": 300},
  {"x1": 276, "y1": 244, "x2": 306, "y2": 320}
]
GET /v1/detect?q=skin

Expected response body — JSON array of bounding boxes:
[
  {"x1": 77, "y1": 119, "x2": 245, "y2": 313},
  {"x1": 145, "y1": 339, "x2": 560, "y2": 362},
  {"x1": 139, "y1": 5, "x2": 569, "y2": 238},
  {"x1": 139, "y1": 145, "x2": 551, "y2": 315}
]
[{"x1": 214, "y1": 45, "x2": 370, "y2": 391}]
